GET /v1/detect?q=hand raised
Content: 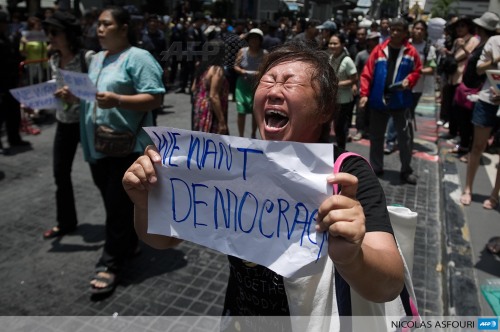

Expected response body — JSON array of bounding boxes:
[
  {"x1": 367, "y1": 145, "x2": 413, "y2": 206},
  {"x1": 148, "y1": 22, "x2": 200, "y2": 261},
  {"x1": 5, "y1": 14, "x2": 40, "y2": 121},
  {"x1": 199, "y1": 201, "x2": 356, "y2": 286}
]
[
  {"x1": 122, "y1": 145, "x2": 162, "y2": 210},
  {"x1": 316, "y1": 172, "x2": 366, "y2": 266}
]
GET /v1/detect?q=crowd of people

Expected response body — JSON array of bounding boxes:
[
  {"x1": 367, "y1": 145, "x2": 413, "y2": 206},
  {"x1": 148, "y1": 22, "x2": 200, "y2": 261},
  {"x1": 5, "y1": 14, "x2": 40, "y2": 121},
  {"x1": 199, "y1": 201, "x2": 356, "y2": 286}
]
[{"x1": 0, "y1": 2, "x2": 500, "y2": 319}]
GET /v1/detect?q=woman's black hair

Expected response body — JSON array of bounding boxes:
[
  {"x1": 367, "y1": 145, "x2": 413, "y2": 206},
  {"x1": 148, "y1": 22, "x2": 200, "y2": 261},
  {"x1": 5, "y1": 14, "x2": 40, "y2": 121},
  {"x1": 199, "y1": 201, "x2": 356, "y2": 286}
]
[
  {"x1": 331, "y1": 33, "x2": 347, "y2": 45},
  {"x1": 103, "y1": 6, "x2": 137, "y2": 46},
  {"x1": 65, "y1": 29, "x2": 83, "y2": 54},
  {"x1": 255, "y1": 40, "x2": 338, "y2": 142},
  {"x1": 413, "y1": 20, "x2": 427, "y2": 31},
  {"x1": 194, "y1": 39, "x2": 226, "y2": 80},
  {"x1": 43, "y1": 11, "x2": 83, "y2": 55},
  {"x1": 475, "y1": 24, "x2": 497, "y2": 38}
]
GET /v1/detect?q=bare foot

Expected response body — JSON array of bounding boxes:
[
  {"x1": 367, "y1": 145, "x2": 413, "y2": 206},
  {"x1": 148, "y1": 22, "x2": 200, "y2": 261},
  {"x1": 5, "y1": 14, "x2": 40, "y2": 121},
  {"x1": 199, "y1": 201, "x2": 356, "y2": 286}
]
[
  {"x1": 483, "y1": 196, "x2": 499, "y2": 210},
  {"x1": 460, "y1": 192, "x2": 472, "y2": 206}
]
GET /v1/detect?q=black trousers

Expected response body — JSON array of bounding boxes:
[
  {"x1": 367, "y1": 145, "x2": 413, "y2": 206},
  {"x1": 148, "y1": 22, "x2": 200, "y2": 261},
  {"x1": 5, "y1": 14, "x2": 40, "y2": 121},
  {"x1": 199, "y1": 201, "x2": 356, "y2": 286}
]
[
  {"x1": 334, "y1": 101, "x2": 355, "y2": 150},
  {"x1": 0, "y1": 92, "x2": 22, "y2": 146},
  {"x1": 441, "y1": 84, "x2": 458, "y2": 136},
  {"x1": 90, "y1": 153, "x2": 140, "y2": 272},
  {"x1": 179, "y1": 60, "x2": 195, "y2": 90},
  {"x1": 53, "y1": 121, "x2": 80, "y2": 231}
]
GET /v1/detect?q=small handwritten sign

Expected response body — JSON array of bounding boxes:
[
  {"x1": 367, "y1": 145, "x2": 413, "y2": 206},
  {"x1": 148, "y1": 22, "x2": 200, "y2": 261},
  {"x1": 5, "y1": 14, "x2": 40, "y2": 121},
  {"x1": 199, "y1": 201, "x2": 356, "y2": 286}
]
[
  {"x1": 9, "y1": 80, "x2": 60, "y2": 110},
  {"x1": 145, "y1": 127, "x2": 334, "y2": 278},
  {"x1": 59, "y1": 69, "x2": 97, "y2": 101},
  {"x1": 486, "y1": 70, "x2": 500, "y2": 94},
  {"x1": 22, "y1": 30, "x2": 48, "y2": 42}
]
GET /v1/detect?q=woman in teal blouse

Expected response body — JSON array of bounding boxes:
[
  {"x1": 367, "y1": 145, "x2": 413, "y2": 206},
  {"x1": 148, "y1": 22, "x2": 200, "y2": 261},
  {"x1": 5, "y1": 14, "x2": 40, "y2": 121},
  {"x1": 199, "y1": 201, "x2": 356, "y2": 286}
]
[{"x1": 77, "y1": 6, "x2": 165, "y2": 296}]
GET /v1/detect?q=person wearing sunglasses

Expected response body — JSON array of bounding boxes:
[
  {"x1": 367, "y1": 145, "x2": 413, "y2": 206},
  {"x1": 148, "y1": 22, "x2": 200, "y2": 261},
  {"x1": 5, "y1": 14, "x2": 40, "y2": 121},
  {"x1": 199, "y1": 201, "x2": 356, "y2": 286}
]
[{"x1": 42, "y1": 11, "x2": 94, "y2": 240}]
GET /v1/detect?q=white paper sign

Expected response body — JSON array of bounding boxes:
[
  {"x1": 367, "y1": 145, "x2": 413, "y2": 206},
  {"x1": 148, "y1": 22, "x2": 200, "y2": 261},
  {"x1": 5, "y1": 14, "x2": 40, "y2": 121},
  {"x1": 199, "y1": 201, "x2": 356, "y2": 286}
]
[
  {"x1": 9, "y1": 80, "x2": 60, "y2": 110},
  {"x1": 59, "y1": 69, "x2": 97, "y2": 101},
  {"x1": 145, "y1": 127, "x2": 334, "y2": 278},
  {"x1": 22, "y1": 30, "x2": 48, "y2": 42}
]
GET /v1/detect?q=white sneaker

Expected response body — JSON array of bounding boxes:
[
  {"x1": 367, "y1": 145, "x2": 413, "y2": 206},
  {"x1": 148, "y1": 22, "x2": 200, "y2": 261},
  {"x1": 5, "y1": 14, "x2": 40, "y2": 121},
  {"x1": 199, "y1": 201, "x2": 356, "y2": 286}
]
[
  {"x1": 436, "y1": 120, "x2": 444, "y2": 126},
  {"x1": 443, "y1": 122, "x2": 449, "y2": 129}
]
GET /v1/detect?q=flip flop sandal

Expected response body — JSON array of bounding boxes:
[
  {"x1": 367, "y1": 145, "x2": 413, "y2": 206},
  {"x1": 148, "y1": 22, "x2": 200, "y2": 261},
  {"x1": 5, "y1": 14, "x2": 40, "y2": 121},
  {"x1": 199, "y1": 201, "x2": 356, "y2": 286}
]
[
  {"x1": 43, "y1": 226, "x2": 76, "y2": 239},
  {"x1": 487, "y1": 237, "x2": 500, "y2": 254},
  {"x1": 90, "y1": 267, "x2": 118, "y2": 295}
]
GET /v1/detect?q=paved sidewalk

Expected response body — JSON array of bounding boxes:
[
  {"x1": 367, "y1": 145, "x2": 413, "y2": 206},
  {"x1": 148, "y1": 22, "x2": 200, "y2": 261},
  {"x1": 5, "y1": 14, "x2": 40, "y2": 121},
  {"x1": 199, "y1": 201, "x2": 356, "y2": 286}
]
[{"x1": 0, "y1": 89, "x2": 448, "y2": 329}]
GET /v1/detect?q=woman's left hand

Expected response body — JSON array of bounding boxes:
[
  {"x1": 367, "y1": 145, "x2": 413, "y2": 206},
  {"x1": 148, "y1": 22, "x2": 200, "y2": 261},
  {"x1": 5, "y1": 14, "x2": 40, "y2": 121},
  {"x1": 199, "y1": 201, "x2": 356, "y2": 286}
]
[
  {"x1": 54, "y1": 86, "x2": 79, "y2": 104},
  {"x1": 96, "y1": 91, "x2": 120, "y2": 109},
  {"x1": 316, "y1": 172, "x2": 366, "y2": 266}
]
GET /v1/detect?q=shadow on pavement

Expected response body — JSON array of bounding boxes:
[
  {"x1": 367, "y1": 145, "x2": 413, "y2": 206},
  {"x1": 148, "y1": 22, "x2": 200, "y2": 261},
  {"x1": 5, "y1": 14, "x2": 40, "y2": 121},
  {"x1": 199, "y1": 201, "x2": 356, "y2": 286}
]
[
  {"x1": 413, "y1": 141, "x2": 436, "y2": 154},
  {"x1": 45, "y1": 224, "x2": 106, "y2": 252},
  {"x1": 48, "y1": 241, "x2": 103, "y2": 253},
  {"x1": 75, "y1": 223, "x2": 106, "y2": 243},
  {"x1": 469, "y1": 193, "x2": 500, "y2": 210},
  {"x1": 5, "y1": 144, "x2": 34, "y2": 156},
  {"x1": 475, "y1": 246, "x2": 500, "y2": 278},
  {"x1": 378, "y1": 169, "x2": 407, "y2": 186},
  {"x1": 121, "y1": 246, "x2": 188, "y2": 286}
]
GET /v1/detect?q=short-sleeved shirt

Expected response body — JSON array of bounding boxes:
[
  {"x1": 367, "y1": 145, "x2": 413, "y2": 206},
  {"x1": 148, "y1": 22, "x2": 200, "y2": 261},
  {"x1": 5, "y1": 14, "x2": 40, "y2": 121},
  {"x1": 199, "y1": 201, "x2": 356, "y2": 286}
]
[
  {"x1": 329, "y1": 54, "x2": 357, "y2": 104},
  {"x1": 478, "y1": 35, "x2": 500, "y2": 105},
  {"x1": 222, "y1": 147, "x2": 392, "y2": 324},
  {"x1": 50, "y1": 51, "x2": 94, "y2": 124},
  {"x1": 411, "y1": 40, "x2": 437, "y2": 93},
  {"x1": 80, "y1": 46, "x2": 165, "y2": 163}
]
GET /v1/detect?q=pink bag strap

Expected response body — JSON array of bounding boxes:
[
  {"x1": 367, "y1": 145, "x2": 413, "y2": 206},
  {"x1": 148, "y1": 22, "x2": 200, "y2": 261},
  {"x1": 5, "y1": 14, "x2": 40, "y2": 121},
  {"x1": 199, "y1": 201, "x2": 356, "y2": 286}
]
[{"x1": 333, "y1": 152, "x2": 370, "y2": 195}]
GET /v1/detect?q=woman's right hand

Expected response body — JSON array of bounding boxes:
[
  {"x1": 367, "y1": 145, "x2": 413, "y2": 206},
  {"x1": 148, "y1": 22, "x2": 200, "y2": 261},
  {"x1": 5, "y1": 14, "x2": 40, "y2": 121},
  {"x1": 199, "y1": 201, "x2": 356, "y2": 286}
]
[
  {"x1": 123, "y1": 145, "x2": 184, "y2": 249},
  {"x1": 122, "y1": 145, "x2": 162, "y2": 210}
]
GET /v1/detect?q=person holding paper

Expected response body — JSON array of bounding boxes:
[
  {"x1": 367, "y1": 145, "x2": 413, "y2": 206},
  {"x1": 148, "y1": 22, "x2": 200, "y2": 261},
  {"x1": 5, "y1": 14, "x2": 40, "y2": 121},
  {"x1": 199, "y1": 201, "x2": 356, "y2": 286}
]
[
  {"x1": 123, "y1": 41, "x2": 404, "y2": 325},
  {"x1": 461, "y1": 28, "x2": 500, "y2": 210},
  {"x1": 77, "y1": 6, "x2": 165, "y2": 296},
  {"x1": 42, "y1": 11, "x2": 94, "y2": 240}
]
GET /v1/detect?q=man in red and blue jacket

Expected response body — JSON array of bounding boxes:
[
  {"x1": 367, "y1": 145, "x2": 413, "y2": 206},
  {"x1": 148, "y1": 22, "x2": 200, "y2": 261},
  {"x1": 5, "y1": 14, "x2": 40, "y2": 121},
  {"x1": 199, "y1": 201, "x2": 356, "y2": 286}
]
[{"x1": 359, "y1": 18, "x2": 422, "y2": 185}]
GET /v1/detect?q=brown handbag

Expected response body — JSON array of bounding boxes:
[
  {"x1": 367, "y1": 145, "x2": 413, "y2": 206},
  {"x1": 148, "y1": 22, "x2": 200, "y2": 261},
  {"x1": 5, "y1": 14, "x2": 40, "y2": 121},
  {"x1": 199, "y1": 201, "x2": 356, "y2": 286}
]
[{"x1": 93, "y1": 104, "x2": 146, "y2": 157}]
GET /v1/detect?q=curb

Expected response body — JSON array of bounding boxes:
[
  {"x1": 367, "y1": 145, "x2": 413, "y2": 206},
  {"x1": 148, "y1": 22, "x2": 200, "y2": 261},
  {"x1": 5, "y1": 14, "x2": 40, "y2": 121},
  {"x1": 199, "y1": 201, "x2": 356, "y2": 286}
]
[{"x1": 438, "y1": 141, "x2": 482, "y2": 315}]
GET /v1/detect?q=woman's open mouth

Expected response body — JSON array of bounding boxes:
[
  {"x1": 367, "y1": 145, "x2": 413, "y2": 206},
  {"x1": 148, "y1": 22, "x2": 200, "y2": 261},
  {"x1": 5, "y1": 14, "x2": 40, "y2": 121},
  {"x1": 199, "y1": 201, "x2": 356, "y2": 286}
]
[{"x1": 264, "y1": 110, "x2": 289, "y2": 131}]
